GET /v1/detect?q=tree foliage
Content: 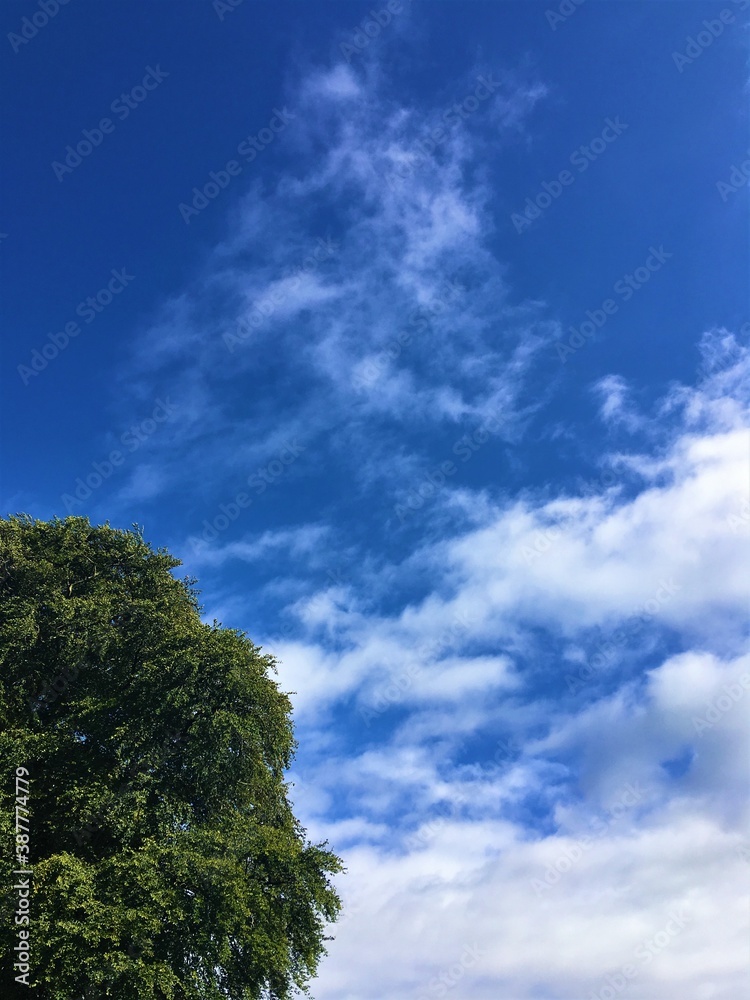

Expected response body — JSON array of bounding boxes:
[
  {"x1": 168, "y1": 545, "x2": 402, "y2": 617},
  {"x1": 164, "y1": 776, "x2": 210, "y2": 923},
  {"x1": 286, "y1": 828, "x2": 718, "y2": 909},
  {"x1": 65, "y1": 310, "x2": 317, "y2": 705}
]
[{"x1": 0, "y1": 516, "x2": 342, "y2": 999}]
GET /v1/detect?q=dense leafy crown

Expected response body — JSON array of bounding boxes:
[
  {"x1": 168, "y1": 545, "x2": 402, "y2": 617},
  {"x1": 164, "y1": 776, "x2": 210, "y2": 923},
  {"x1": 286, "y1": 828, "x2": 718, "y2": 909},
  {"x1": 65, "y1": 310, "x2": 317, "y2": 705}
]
[{"x1": 0, "y1": 516, "x2": 342, "y2": 1000}]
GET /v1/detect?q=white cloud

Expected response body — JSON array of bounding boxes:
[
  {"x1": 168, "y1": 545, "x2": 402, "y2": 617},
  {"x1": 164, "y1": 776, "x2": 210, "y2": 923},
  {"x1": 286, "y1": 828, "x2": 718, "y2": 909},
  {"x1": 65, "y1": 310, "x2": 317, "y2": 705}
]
[
  {"x1": 295, "y1": 645, "x2": 749, "y2": 1000},
  {"x1": 262, "y1": 343, "x2": 750, "y2": 998},
  {"x1": 271, "y1": 354, "x2": 748, "y2": 723}
]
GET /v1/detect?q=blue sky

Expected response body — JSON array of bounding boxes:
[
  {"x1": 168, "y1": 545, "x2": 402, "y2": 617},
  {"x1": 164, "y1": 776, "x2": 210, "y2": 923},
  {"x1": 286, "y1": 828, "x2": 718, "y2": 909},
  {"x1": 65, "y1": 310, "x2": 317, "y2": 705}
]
[{"x1": 2, "y1": 1, "x2": 749, "y2": 997}]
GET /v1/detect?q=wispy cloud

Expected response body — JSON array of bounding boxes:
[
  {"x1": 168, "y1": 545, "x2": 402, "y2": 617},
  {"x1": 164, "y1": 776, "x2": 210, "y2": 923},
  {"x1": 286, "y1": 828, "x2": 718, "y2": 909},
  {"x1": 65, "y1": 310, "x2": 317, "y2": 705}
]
[{"x1": 116, "y1": 59, "x2": 553, "y2": 517}]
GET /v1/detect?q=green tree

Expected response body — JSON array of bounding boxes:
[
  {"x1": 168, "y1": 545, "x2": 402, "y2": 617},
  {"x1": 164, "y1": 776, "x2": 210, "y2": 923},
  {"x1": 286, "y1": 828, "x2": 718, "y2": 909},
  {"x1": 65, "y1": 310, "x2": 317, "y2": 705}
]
[{"x1": 0, "y1": 515, "x2": 342, "y2": 999}]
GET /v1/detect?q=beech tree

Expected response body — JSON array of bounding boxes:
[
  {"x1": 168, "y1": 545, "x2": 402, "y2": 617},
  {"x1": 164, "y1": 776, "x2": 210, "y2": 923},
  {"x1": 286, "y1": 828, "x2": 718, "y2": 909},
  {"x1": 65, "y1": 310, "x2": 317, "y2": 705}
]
[{"x1": 0, "y1": 515, "x2": 342, "y2": 999}]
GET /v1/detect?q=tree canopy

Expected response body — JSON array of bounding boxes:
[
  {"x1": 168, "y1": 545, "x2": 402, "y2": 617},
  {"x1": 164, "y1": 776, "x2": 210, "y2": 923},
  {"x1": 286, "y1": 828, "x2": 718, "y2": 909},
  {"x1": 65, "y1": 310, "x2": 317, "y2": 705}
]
[{"x1": 0, "y1": 515, "x2": 342, "y2": 999}]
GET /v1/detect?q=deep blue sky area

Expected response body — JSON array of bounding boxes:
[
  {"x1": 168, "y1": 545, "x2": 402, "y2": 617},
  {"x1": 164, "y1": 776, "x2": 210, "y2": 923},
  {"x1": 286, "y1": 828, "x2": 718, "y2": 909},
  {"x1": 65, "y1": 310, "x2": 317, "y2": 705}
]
[
  {"x1": 1, "y1": 4, "x2": 749, "y2": 996},
  {"x1": 2, "y1": 1, "x2": 747, "y2": 525}
]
